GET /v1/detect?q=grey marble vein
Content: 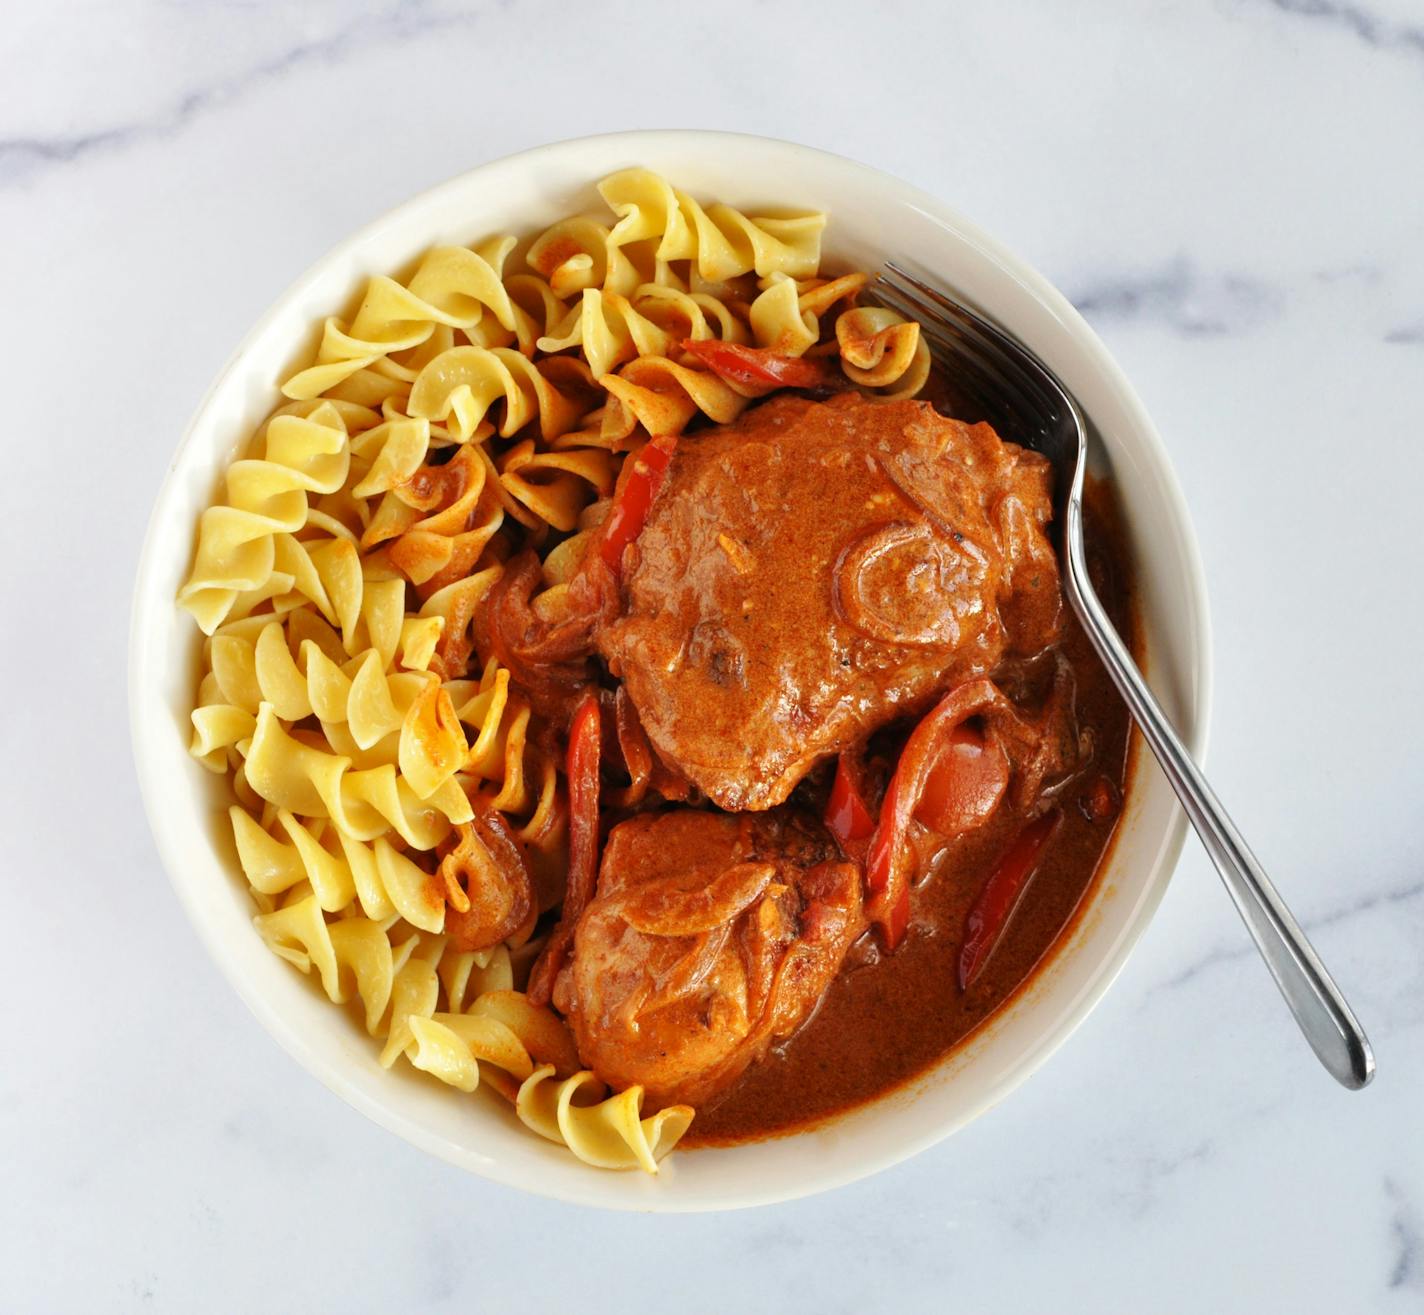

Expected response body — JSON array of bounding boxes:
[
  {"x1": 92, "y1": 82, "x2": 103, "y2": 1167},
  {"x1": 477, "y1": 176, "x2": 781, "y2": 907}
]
[
  {"x1": 1151, "y1": 874, "x2": 1424, "y2": 995},
  {"x1": 1384, "y1": 319, "x2": 1424, "y2": 344},
  {"x1": 1127, "y1": 1138, "x2": 1215, "y2": 1219},
  {"x1": 1068, "y1": 258, "x2": 1284, "y2": 336},
  {"x1": 0, "y1": 0, "x2": 481, "y2": 189},
  {"x1": 1259, "y1": 0, "x2": 1424, "y2": 61},
  {"x1": 1312, "y1": 262, "x2": 1385, "y2": 285},
  {"x1": 1387, "y1": 1177, "x2": 1420, "y2": 1290}
]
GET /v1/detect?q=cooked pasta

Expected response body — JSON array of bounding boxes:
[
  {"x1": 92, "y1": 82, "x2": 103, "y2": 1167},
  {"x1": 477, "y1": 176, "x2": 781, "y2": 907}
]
[
  {"x1": 178, "y1": 170, "x2": 934, "y2": 1174},
  {"x1": 515, "y1": 1066, "x2": 694, "y2": 1173},
  {"x1": 835, "y1": 304, "x2": 931, "y2": 397},
  {"x1": 179, "y1": 405, "x2": 352, "y2": 635}
]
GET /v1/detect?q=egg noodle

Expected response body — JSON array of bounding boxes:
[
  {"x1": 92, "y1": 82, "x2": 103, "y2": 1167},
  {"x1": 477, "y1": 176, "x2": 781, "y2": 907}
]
[{"x1": 178, "y1": 170, "x2": 927, "y2": 1172}]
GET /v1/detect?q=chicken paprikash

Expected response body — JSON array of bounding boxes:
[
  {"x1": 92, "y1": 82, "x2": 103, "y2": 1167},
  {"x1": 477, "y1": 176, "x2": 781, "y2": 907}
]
[
  {"x1": 511, "y1": 377, "x2": 1133, "y2": 1145},
  {"x1": 181, "y1": 172, "x2": 1135, "y2": 1167}
]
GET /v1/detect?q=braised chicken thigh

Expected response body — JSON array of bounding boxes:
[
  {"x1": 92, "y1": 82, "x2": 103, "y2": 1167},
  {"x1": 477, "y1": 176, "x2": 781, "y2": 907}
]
[
  {"x1": 558, "y1": 809, "x2": 864, "y2": 1109},
  {"x1": 597, "y1": 392, "x2": 1063, "y2": 810}
]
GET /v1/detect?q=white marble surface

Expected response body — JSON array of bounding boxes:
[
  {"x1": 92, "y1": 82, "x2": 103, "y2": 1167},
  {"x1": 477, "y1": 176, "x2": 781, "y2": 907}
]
[{"x1": 4, "y1": 1, "x2": 1422, "y2": 1309}]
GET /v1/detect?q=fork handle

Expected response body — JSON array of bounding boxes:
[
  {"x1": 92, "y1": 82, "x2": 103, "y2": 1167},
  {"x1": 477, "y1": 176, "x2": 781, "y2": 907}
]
[{"x1": 1064, "y1": 498, "x2": 1374, "y2": 1089}]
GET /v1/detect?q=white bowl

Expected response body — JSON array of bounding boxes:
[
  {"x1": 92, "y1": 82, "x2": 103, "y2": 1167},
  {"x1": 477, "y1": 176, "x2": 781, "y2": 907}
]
[{"x1": 130, "y1": 130, "x2": 1210, "y2": 1211}]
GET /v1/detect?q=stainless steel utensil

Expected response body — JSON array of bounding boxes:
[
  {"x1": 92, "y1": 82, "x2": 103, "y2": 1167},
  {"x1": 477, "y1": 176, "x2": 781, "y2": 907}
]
[{"x1": 874, "y1": 261, "x2": 1374, "y2": 1089}]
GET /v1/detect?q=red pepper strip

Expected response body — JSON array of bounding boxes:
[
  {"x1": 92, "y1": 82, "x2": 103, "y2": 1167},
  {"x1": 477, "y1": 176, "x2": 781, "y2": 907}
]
[
  {"x1": 825, "y1": 754, "x2": 876, "y2": 858},
  {"x1": 915, "y1": 723, "x2": 1011, "y2": 837},
  {"x1": 600, "y1": 434, "x2": 677, "y2": 575},
  {"x1": 564, "y1": 691, "x2": 603, "y2": 923},
  {"x1": 526, "y1": 691, "x2": 602, "y2": 1006},
  {"x1": 865, "y1": 679, "x2": 1004, "y2": 950},
  {"x1": 680, "y1": 338, "x2": 833, "y2": 391},
  {"x1": 865, "y1": 783, "x2": 912, "y2": 951},
  {"x1": 958, "y1": 811, "x2": 1062, "y2": 991}
]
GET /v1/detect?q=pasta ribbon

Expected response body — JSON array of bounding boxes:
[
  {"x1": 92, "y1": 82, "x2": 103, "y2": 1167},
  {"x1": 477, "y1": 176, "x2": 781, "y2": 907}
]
[
  {"x1": 362, "y1": 444, "x2": 506, "y2": 588},
  {"x1": 440, "y1": 942, "x2": 516, "y2": 1013},
  {"x1": 599, "y1": 168, "x2": 825, "y2": 282},
  {"x1": 470, "y1": 989, "x2": 582, "y2": 1075},
  {"x1": 526, "y1": 526, "x2": 598, "y2": 632},
  {"x1": 253, "y1": 886, "x2": 416, "y2": 1010},
  {"x1": 406, "y1": 1011, "x2": 533, "y2": 1092},
  {"x1": 305, "y1": 538, "x2": 405, "y2": 660},
  {"x1": 349, "y1": 414, "x2": 432, "y2": 499},
  {"x1": 418, "y1": 564, "x2": 503, "y2": 682},
  {"x1": 749, "y1": 273, "x2": 819, "y2": 356},
  {"x1": 537, "y1": 289, "x2": 640, "y2": 381},
  {"x1": 228, "y1": 621, "x2": 424, "y2": 745},
  {"x1": 502, "y1": 273, "x2": 573, "y2": 351},
  {"x1": 444, "y1": 660, "x2": 534, "y2": 813},
  {"x1": 408, "y1": 346, "x2": 583, "y2": 442},
  {"x1": 634, "y1": 283, "x2": 747, "y2": 345},
  {"x1": 273, "y1": 395, "x2": 387, "y2": 436},
  {"x1": 281, "y1": 240, "x2": 520, "y2": 400},
  {"x1": 179, "y1": 404, "x2": 352, "y2": 634},
  {"x1": 243, "y1": 704, "x2": 471, "y2": 844},
  {"x1": 323, "y1": 366, "x2": 413, "y2": 410},
  {"x1": 515, "y1": 1067, "x2": 694, "y2": 1173},
  {"x1": 387, "y1": 977, "x2": 587, "y2": 1120},
  {"x1": 398, "y1": 679, "x2": 468, "y2": 799},
  {"x1": 253, "y1": 894, "x2": 596, "y2": 1135},
  {"x1": 197, "y1": 609, "x2": 459, "y2": 791},
  {"x1": 540, "y1": 281, "x2": 753, "y2": 384},
  {"x1": 232, "y1": 806, "x2": 444, "y2": 928},
  {"x1": 836, "y1": 306, "x2": 931, "y2": 399},
  {"x1": 329, "y1": 916, "x2": 418, "y2": 1033},
  {"x1": 599, "y1": 355, "x2": 747, "y2": 440},
  {"x1": 190, "y1": 671, "x2": 257, "y2": 771},
  {"x1": 497, "y1": 439, "x2": 614, "y2": 534},
  {"x1": 787, "y1": 271, "x2": 869, "y2": 317},
  {"x1": 527, "y1": 217, "x2": 643, "y2": 299}
]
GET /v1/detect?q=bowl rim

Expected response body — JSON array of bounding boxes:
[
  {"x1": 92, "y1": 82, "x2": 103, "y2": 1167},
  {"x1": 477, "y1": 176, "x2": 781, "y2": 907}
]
[{"x1": 129, "y1": 128, "x2": 1212, "y2": 1211}]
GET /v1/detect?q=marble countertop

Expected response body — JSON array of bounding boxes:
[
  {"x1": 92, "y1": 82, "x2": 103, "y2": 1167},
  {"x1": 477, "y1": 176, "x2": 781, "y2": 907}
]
[{"x1": 5, "y1": 1, "x2": 1422, "y2": 1310}]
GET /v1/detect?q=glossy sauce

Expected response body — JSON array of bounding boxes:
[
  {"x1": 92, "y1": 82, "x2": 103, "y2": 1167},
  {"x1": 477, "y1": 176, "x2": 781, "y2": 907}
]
[{"x1": 685, "y1": 478, "x2": 1137, "y2": 1146}]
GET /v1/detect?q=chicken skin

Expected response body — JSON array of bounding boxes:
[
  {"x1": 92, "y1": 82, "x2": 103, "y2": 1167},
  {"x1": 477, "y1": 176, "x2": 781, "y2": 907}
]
[{"x1": 557, "y1": 808, "x2": 864, "y2": 1110}]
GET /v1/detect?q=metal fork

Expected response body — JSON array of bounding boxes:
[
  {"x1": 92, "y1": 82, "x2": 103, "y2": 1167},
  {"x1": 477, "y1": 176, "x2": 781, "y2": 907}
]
[{"x1": 875, "y1": 261, "x2": 1374, "y2": 1089}]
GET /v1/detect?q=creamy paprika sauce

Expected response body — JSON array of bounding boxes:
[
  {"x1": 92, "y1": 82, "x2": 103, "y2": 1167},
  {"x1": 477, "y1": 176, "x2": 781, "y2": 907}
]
[
  {"x1": 513, "y1": 375, "x2": 1138, "y2": 1146},
  {"x1": 686, "y1": 481, "x2": 1136, "y2": 1144}
]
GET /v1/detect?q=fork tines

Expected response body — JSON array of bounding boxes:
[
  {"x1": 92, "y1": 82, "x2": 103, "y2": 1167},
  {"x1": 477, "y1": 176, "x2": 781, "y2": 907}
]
[{"x1": 872, "y1": 262, "x2": 1062, "y2": 439}]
